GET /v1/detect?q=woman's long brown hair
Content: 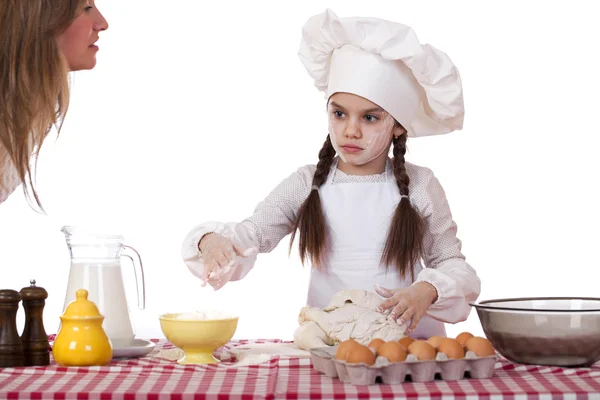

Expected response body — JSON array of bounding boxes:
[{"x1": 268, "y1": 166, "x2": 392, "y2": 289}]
[
  {"x1": 0, "y1": 0, "x2": 86, "y2": 210},
  {"x1": 290, "y1": 130, "x2": 424, "y2": 279}
]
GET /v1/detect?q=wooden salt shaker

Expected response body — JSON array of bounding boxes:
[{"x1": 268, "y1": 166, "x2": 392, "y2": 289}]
[
  {"x1": 20, "y1": 280, "x2": 50, "y2": 366},
  {"x1": 0, "y1": 289, "x2": 25, "y2": 368}
]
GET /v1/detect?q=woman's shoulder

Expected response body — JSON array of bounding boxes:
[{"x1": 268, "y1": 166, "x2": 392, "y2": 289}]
[{"x1": 0, "y1": 142, "x2": 22, "y2": 204}]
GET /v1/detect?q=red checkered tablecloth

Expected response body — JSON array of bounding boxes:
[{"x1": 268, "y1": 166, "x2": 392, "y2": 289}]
[{"x1": 2, "y1": 338, "x2": 600, "y2": 399}]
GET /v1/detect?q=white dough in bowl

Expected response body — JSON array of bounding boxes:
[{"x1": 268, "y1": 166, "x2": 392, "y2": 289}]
[{"x1": 175, "y1": 310, "x2": 237, "y2": 321}]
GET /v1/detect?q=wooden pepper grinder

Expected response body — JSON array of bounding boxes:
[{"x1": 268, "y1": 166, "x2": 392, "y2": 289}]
[
  {"x1": 0, "y1": 289, "x2": 25, "y2": 368},
  {"x1": 20, "y1": 280, "x2": 50, "y2": 366}
]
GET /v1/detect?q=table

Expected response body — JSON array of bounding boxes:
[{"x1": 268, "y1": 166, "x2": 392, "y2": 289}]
[{"x1": 2, "y1": 338, "x2": 600, "y2": 399}]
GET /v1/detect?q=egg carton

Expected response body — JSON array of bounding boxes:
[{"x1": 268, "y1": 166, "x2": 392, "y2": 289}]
[{"x1": 310, "y1": 346, "x2": 497, "y2": 385}]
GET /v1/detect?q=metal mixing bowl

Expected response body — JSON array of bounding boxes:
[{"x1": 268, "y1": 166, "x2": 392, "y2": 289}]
[{"x1": 471, "y1": 297, "x2": 600, "y2": 367}]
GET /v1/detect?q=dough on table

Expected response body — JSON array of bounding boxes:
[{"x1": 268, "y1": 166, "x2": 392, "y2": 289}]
[{"x1": 293, "y1": 289, "x2": 408, "y2": 350}]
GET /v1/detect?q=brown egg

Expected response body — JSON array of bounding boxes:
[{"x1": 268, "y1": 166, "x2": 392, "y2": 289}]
[
  {"x1": 438, "y1": 338, "x2": 465, "y2": 359},
  {"x1": 368, "y1": 338, "x2": 385, "y2": 353},
  {"x1": 456, "y1": 332, "x2": 474, "y2": 347},
  {"x1": 377, "y1": 341, "x2": 407, "y2": 362},
  {"x1": 407, "y1": 340, "x2": 436, "y2": 361},
  {"x1": 398, "y1": 336, "x2": 415, "y2": 349},
  {"x1": 335, "y1": 339, "x2": 359, "y2": 361},
  {"x1": 465, "y1": 336, "x2": 495, "y2": 357},
  {"x1": 427, "y1": 335, "x2": 445, "y2": 349},
  {"x1": 345, "y1": 344, "x2": 376, "y2": 365}
]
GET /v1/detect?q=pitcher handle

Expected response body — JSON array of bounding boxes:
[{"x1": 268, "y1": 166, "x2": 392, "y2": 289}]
[{"x1": 122, "y1": 245, "x2": 146, "y2": 310}]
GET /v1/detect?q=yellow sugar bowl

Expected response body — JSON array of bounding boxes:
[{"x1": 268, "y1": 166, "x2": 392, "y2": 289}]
[{"x1": 52, "y1": 289, "x2": 113, "y2": 366}]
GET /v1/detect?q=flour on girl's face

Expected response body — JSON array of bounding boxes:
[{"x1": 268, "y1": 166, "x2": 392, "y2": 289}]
[{"x1": 328, "y1": 112, "x2": 395, "y2": 166}]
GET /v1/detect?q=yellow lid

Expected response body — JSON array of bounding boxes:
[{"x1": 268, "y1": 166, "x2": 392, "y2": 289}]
[{"x1": 62, "y1": 289, "x2": 103, "y2": 318}]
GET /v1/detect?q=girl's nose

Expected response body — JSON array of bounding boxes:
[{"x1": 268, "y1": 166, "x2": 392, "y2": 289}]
[{"x1": 344, "y1": 118, "x2": 361, "y2": 138}]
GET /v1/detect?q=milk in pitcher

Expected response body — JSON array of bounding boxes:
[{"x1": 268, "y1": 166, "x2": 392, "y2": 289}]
[
  {"x1": 61, "y1": 226, "x2": 146, "y2": 350},
  {"x1": 64, "y1": 262, "x2": 134, "y2": 348}
]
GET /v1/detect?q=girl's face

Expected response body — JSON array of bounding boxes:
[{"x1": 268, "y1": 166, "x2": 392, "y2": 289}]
[
  {"x1": 328, "y1": 93, "x2": 405, "y2": 173},
  {"x1": 56, "y1": 1, "x2": 109, "y2": 71}
]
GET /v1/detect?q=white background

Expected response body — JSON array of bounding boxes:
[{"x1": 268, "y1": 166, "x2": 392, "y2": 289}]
[{"x1": 1, "y1": 0, "x2": 599, "y2": 344}]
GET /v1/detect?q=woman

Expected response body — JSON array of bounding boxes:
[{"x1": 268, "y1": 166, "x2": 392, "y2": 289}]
[{"x1": 0, "y1": 0, "x2": 109, "y2": 208}]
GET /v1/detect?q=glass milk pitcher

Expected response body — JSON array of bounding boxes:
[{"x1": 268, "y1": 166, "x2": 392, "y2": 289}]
[{"x1": 61, "y1": 226, "x2": 145, "y2": 348}]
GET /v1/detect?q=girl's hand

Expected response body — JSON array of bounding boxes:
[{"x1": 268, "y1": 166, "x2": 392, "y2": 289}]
[
  {"x1": 198, "y1": 233, "x2": 247, "y2": 288},
  {"x1": 375, "y1": 282, "x2": 438, "y2": 334}
]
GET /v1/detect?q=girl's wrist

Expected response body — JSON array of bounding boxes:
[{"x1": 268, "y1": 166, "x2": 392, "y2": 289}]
[
  {"x1": 197, "y1": 232, "x2": 214, "y2": 252},
  {"x1": 415, "y1": 281, "x2": 438, "y2": 304}
]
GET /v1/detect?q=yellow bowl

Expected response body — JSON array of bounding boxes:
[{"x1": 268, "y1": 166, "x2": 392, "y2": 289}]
[{"x1": 159, "y1": 313, "x2": 239, "y2": 364}]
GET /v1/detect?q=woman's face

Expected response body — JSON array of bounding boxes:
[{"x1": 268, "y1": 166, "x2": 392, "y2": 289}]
[
  {"x1": 56, "y1": 1, "x2": 109, "y2": 71},
  {"x1": 327, "y1": 93, "x2": 405, "y2": 168}
]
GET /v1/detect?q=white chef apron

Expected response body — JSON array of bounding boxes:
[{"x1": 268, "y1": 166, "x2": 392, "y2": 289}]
[{"x1": 306, "y1": 159, "x2": 446, "y2": 339}]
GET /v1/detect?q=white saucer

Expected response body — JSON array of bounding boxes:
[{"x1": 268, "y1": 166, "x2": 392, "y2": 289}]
[{"x1": 112, "y1": 339, "x2": 156, "y2": 358}]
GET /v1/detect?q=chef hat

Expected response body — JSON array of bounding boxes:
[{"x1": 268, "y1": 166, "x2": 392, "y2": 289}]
[{"x1": 298, "y1": 9, "x2": 465, "y2": 137}]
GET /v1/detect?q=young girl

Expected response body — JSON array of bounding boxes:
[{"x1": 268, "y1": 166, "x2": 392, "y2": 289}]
[
  {"x1": 181, "y1": 9, "x2": 480, "y2": 339},
  {"x1": 0, "y1": 0, "x2": 109, "y2": 209}
]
